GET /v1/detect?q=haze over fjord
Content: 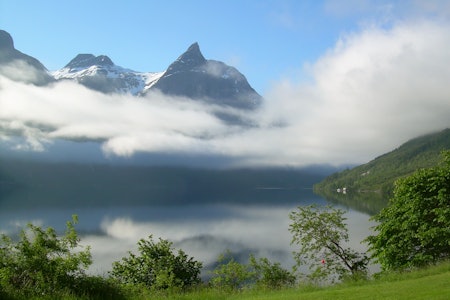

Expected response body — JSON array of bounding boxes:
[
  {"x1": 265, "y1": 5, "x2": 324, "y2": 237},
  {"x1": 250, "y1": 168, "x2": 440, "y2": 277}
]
[{"x1": 1, "y1": 4, "x2": 450, "y2": 167}]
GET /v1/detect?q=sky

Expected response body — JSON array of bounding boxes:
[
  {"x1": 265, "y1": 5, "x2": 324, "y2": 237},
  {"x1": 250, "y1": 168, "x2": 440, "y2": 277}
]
[
  {"x1": 4, "y1": 0, "x2": 447, "y2": 94},
  {"x1": 1, "y1": 0, "x2": 450, "y2": 167}
]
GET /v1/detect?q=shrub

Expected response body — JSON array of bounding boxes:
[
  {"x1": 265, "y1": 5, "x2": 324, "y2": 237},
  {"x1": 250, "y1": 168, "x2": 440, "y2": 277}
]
[
  {"x1": 209, "y1": 251, "x2": 254, "y2": 290},
  {"x1": 0, "y1": 215, "x2": 91, "y2": 296},
  {"x1": 249, "y1": 254, "x2": 296, "y2": 289},
  {"x1": 209, "y1": 251, "x2": 295, "y2": 291},
  {"x1": 110, "y1": 235, "x2": 202, "y2": 291}
]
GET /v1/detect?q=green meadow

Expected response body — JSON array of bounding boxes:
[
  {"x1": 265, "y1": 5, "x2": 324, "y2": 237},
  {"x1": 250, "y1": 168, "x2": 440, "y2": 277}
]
[{"x1": 3, "y1": 261, "x2": 447, "y2": 300}]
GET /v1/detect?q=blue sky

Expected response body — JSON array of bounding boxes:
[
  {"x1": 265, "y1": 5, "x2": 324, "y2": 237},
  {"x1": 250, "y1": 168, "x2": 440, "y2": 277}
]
[
  {"x1": 0, "y1": 0, "x2": 426, "y2": 94},
  {"x1": 1, "y1": 0, "x2": 450, "y2": 167}
]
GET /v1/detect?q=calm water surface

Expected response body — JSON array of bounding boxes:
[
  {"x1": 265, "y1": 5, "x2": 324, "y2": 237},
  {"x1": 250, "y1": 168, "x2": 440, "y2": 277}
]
[{"x1": 0, "y1": 184, "x2": 376, "y2": 276}]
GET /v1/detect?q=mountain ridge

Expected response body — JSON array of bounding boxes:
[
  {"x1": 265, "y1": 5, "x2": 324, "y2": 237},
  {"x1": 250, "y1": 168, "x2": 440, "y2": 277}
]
[
  {"x1": 150, "y1": 42, "x2": 262, "y2": 109},
  {"x1": 64, "y1": 54, "x2": 115, "y2": 69},
  {"x1": 0, "y1": 30, "x2": 262, "y2": 109},
  {"x1": 54, "y1": 42, "x2": 262, "y2": 109},
  {"x1": 314, "y1": 128, "x2": 450, "y2": 199},
  {"x1": 52, "y1": 53, "x2": 163, "y2": 95},
  {"x1": 0, "y1": 29, "x2": 54, "y2": 85}
]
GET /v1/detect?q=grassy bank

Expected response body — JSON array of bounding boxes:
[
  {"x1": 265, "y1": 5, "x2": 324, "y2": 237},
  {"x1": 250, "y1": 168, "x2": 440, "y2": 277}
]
[
  {"x1": 15, "y1": 260, "x2": 444, "y2": 300},
  {"x1": 168, "y1": 261, "x2": 450, "y2": 300}
]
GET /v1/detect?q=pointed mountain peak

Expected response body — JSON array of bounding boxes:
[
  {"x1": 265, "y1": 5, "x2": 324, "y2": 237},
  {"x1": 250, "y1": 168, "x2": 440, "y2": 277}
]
[
  {"x1": 186, "y1": 42, "x2": 201, "y2": 55},
  {"x1": 166, "y1": 42, "x2": 206, "y2": 73},
  {"x1": 64, "y1": 54, "x2": 114, "y2": 69},
  {"x1": 179, "y1": 42, "x2": 205, "y2": 62},
  {"x1": 0, "y1": 30, "x2": 14, "y2": 50}
]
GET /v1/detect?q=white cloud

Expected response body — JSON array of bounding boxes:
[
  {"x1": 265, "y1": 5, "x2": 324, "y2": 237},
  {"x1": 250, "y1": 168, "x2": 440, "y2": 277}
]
[
  {"x1": 1, "y1": 20, "x2": 450, "y2": 167},
  {"x1": 242, "y1": 19, "x2": 450, "y2": 165},
  {"x1": 0, "y1": 60, "x2": 48, "y2": 84},
  {"x1": 0, "y1": 78, "x2": 233, "y2": 157}
]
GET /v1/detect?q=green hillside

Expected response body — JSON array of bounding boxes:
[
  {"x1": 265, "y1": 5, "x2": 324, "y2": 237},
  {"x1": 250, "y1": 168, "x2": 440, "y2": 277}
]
[{"x1": 314, "y1": 128, "x2": 450, "y2": 214}]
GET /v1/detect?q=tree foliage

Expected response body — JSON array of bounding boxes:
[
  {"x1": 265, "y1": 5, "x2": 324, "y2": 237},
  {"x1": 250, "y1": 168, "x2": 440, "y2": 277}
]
[
  {"x1": 209, "y1": 251, "x2": 254, "y2": 290},
  {"x1": 289, "y1": 205, "x2": 368, "y2": 283},
  {"x1": 0, "y1": 215, "x2": 92, "y2": 295},
  {"x1": 366, "y1": 151, "x2": 450, "y2": 270},
  {"x1": 209, "y1": 251, "x2": 295, "y2": 290},
  {"x1": 249, "y1": 254, "x2": 296, "y2": 289},
  {"x1": 110, "y1": 235, "x2": 202, "y2": 291}
]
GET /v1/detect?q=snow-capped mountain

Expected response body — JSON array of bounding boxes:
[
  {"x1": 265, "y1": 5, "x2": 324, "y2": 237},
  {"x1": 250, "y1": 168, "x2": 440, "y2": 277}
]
[
  {"x1": 1, "y1": 29, "x2": 262, "y2": 110},
  {"x1": 52, "y1": 54, "x2": 163, "y2": 95},
  {"x1": 53, "y1": 42, "x2": 262, "y2": 109},
  {"x1": 150, "y1": 43, "x2": 262, "y2": 109}
]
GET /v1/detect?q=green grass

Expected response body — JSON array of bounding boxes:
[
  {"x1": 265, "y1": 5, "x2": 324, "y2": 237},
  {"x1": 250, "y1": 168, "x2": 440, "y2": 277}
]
[
  {"x1": 264, "y1": 272, "x2": 449, "y2": 300},
  {"x1": 3, "y1": 261, "x2": 449, "y2": 299},
  {"x1": 158, "y1": 261, "x2": 450, "y2": 300}
]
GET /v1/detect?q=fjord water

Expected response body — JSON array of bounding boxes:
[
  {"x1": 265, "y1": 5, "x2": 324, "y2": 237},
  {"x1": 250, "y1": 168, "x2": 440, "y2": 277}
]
[{"x1": 0, "y1": 162, "x2": 375, "y2": 275}]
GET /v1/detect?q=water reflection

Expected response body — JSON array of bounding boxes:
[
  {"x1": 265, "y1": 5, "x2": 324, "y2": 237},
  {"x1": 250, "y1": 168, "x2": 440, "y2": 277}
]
[
  {"x1": 0, "y1": 165, "x2": 378, "y2": 275},
  {"x1": 0, "y1": 195, "x2": 376, "y2": 276}
]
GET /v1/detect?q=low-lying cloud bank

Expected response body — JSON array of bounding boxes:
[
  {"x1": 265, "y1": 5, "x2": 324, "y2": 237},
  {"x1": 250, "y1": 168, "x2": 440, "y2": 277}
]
[{"x1": 1, "y1": 20, "x2": 450, "y2": 167}]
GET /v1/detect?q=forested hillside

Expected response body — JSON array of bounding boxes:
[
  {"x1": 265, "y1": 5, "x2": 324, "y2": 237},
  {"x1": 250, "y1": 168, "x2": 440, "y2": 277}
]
[{"x1": 314, "y1": 128, "x2": 450, "y2": 213}]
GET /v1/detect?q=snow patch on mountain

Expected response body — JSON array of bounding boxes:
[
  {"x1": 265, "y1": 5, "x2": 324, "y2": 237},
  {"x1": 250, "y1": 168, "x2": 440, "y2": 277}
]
[
  {"x1": 51, "y1": 43, "x2": 262, "y2": 108},
  {"x1": 52, "y1": 55, "x2": 164, "y2": 95}
]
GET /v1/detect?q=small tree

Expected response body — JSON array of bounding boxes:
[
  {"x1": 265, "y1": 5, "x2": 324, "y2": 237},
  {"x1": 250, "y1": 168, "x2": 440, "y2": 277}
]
[
  {"x1": 289, "y1": 205, "x2": 368, "y2": 283},
  {"x1": 366, "y1": 151, "x2": 450, "y2": 270},
  {"x1": 110, "y1": 235, "x2": 202, "y2": 291},
  {"x1": 0, "y1": 215, "x2": 91, "y2": 295}
]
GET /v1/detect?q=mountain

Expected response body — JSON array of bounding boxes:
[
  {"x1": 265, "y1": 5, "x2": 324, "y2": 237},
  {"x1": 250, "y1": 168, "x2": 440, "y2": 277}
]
[
  {"x1": 314, "y1": 128, "x2": 450, "y2": 201},
  {"x1": 0, "y1": 30, "x2": 262, "y2": 109},
  {"x1": 53, "y1": 42, "x2": 262, "y2": 109},
  {"x1": 149, "y1": 43, "x2": 262, "y2": 109},
  {"x1": 52, "y1": 54, "x2": 163, "y2": 95},
  {"x1": 0, "y1": 30, "x2": 53, "y2": 85}
]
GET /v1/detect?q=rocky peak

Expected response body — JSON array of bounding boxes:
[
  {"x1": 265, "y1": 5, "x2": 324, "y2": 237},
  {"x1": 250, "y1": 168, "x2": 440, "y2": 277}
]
[
  {"x1": 0, "y1": 30, "x2": 14, "y2": 51},
  {"x1": 150, "y1": 42, "x2": 262, "y2": 110},
  {"x1": 64, "y1": 54, "x2": 114, "y2": 69},
  {"x1": 0, "y1": 29, "x2": 53, "y2": 85},
  {"x1": 166, "y1": 42, "x2": 206, "y2": 73}
]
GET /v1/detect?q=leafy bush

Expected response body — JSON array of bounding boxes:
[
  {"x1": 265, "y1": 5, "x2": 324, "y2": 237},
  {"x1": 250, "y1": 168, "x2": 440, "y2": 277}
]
[
  {"x1": 209, "y1": 251, "x2": 254, "y2": 290},
  {"x1": 366, "y1": 150, "x2": 450, "y2": 270},
  {"x1": 249, "y1": 254, "x2": 296, "y2": 289},
  {"x1": 289, "y1": 204, "x2": 368, "y2": 283},
  {"x1": 110, "y1": 235, "x2": 202, "y2": 291},
  {"x1": 70, "y1": 275, "x2": 128, "y2": 300},
  {"x1": 209, "y1": 251, "x2": 295, "y2": 291},
  {"x1": 0, "y1": 215, "x2": 91, "y2": 296}
]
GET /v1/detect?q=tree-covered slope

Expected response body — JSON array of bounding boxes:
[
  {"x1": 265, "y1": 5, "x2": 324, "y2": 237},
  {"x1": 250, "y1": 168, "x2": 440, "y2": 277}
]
[{"x1": 314, "y1": 128, "x2": 450, "y2": 203}]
